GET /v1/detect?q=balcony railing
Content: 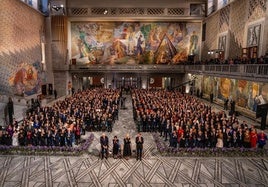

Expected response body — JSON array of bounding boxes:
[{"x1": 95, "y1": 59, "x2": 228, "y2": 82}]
[
  {"x1": 67, "y1": 64, "x2": 268, "y2": 81},
  {"x1": 185, "y1": 64, "x2": 268, "y2": 81},
  {"x1": 69, "y1": 64, "x2": 186, "y2": 74}
]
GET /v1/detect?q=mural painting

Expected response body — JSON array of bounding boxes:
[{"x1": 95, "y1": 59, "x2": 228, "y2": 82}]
[
  {"x1": 71, "y1": 22, "x2": 201, "y2": 65},
  {"x1": 202, "y1": 76, "x2": 268, "y2": 111},
  {"x1": 218, "y1": 77, "x2": 232, "y2": 100},
  {"x1": 9, "y1": 61, "x2": 42, "y2": 96},
  {"x1": 202, "y1": 76, "x2": 214, "y2": 96},
  {"x1": 260, "y1": 83, "x2": 268, "y2": 102},
  {"x1": 236, "y1": 80, "x2": 248, "y2": 108}
]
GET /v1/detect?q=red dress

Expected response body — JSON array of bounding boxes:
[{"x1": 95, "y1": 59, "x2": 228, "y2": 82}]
[
  {"x1": 250, "y1": 131, "x2": 258, "y2": 148},
  {"x1": 177, "y1": 128, "x2": 184, "y2": 143}
]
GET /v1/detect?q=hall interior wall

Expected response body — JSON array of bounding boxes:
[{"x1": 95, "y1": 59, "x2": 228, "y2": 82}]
[
  {"x1": 0, "y1": 0, "x2": 51, "y2": 97},
  {"x1": 202, "y1": 0, "x2": 268, "y2": 61}
]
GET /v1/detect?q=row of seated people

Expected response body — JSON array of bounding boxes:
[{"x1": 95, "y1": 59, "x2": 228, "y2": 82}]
[
  {"x1": 132, "y1": 89, "x2": 267, "y2": 149},
  {"x1": 0, "y1": 88, "x2": 120, "y2": 147}
]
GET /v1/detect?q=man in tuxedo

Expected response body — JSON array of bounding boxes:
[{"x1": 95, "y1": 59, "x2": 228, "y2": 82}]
[
  {"x1": 136, "y1": 133, "x2": 144, "y2": 161},
  {"x1": 100, "y1": 133, "x2": 109, "y2": 159}
]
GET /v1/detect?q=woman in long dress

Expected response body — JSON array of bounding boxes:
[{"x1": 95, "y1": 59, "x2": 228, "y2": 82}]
[
  {"x1": 112, "y1": 136, "x2": 120, "y2": 158},
  {"x1": 123, "y1": 134, "x2": 131, "y2": 159},
  {"x1": 12, "y1": 129, "x2": 19, "y2": 146},
  {"x1": 216, "y1": 129, "x2": 223, "y2": 148}
]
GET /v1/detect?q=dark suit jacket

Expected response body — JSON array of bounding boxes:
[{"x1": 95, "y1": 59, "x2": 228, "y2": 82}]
[
  {"x1": 100, "y1": 136, "x2": 109, "y2": 149},
  {"x1": 136, "y1": 136, "x2": 144, "y2": 149}
]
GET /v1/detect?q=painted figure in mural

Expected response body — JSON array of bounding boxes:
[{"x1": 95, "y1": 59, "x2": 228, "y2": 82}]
[
  {"x1": 113, "y1": 40, "x2": 126, "y2": 59},
  {"x1": 11, "y1": 66, "x2": 26, "y2": 96},
  {"x1": 10, "y1": 63, "x2": 39, "y2": 96},
  {"x1": 127, "y1": 26, "x2": 135, "y2": 55},
  {"x1": 189, "y1": 31, "x2": 198, "y2": 55},
  {"x1": 248, "y1": 28, "x2": 257, "y2": 46},
  {"x1": 26, "y1": 67, "x2": 34, "y2": 81},
  {"x1": 136, "y1": 35, "x2": 143, "y2": 56},
  {"x1": 149, "y1": 27, "x2": 162, "y2": 49},
  {"x1": 76, "y1": 26, "x2": 97, "y2": 63}
]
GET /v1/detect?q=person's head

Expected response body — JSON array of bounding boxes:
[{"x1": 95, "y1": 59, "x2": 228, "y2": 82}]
[{"x1": 102, "y1": 133, "x2": 106, "y2": 137}]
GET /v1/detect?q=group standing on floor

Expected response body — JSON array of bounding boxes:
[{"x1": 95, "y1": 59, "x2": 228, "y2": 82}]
[
  {"x1": 0, "y1": 88, "x2": 267, "y2": 159},
  {"x1": 100, "y1": 132, "x2": 144, "y2": 160},
  {"x1": 132, "y1": 89, "x2": 268, "y2": 149}
]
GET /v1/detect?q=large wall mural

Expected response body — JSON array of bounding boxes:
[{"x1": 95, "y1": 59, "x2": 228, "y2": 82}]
[
  {"x1": 71, "y1": 22, "x2": 201, "y2": 65},
  {"x1": 200, "y1": 76, "x2": 268, "y2": 111},
  {"x1": 9, "y1": 61, "x2": 43, "y2": 96}
]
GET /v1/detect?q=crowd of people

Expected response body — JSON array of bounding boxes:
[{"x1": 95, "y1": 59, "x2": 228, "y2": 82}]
[
  {"x1": 0, "y1": 87, "x2": 267, "y2": 153},
  {"x1": 0, "y1": 88, "x2": 120, "y2": 147},
  {"x1": 132, "y1": 89, "x2": 267, "y2": 149}
]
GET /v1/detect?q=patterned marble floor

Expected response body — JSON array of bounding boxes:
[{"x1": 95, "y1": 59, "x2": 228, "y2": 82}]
[{"x1": 1, "y1": 94, "x2": 268, "y2": 187}]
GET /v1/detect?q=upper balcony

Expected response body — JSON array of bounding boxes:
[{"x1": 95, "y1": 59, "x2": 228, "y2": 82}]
[{"x1": 68, "y1": 64, "x2": 268, "y2": 82}]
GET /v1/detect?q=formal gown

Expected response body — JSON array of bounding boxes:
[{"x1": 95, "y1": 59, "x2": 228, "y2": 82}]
[{"x1": 123, "y1": 138, "x2": 131, "y2": 157}]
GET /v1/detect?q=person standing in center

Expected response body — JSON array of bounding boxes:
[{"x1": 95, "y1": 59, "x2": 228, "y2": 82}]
[
  {"x1": 136, "y1": 133, "x2": 144, "y2": 161},
  {"x1": 100, "y1": 133, "x2": 109, "y2": 159},
  {"x1": 123, "y1": 134, "x2": 132, "y2": 160}
]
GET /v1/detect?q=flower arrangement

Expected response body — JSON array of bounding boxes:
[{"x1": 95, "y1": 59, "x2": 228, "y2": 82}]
[
  {"x1": 153, "y1": 133, "x2": 268, "y2": 157},
  {"x1": 0, "y1": 133, "x2": 94, "y2": 156}
]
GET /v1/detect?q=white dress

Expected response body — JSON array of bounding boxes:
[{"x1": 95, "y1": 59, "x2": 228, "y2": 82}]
[
  {"x1": 12, "y1": 131, "x2": 19, "y2": 146},
  {"x1": 216, "y1": 138, "x2": 223, "y2": 148}
]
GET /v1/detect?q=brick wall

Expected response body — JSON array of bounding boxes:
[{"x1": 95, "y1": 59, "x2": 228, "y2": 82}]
[{"x1": 0, "y1": 0, "x2": 45, "y2": 96}]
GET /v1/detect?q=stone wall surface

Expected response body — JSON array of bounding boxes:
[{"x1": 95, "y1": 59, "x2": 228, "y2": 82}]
[
  {"x1": 203, "y1": 0, "x2": 267, "y2": 60},
  {"x1": 0, "y1": 0, "x2": 45, "y2": 96}
]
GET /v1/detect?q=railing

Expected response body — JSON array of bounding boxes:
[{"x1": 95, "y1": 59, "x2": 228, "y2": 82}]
[
  {"x1": 185, "y1": 64, "x2": 268, "y2": 81},
  {"x1": 69, "y1": 64, "x2": 186, "y2": 73},
  {"x1": 68, "y1": 64, "x2": 268, "y2": 81}
]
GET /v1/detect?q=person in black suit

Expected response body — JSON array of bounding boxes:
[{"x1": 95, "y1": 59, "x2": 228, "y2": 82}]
[
  {"x1": 100, "y1": 133, "x2": 109, "y2": 159},
  {"x1": 7, "y1": 97, "x2": 14, "y2": 125},
  {"x1": 135, "y1": 133, "x2": 144, "y2": 161}
]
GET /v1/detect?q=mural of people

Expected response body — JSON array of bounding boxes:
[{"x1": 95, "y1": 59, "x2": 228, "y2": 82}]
[
  {"x1": 9, "y1": 62, "x2": 40, "y2": 96},
  {"x1": 136, "y1": 34, "x2": 144, "y2": 56},
  {"x1": 236, "y1": 80, "x2": 248, "y2": 107},
  {"x1": 71, "y1": 22, "x2": 201, "y2": 65},
  {"x1": 126, "y1": 26, "x2": 135, "y2": 55},
  {"x1": 219, "y1": 78, "x2": 231, "y2": 99}
]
